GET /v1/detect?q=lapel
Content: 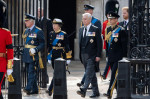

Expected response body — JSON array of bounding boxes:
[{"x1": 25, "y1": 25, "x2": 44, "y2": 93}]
[
  {"x1": 79, "y1": 27, "x2": 84, "y2": 44},
  {"x1": 119, "y1": 22, "x2": 124, "y2": 27}
]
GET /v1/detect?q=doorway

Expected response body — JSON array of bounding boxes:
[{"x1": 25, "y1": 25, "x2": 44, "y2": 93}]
[{"x1": 49, "y1": 0, "x2": 76, "y2": 58}]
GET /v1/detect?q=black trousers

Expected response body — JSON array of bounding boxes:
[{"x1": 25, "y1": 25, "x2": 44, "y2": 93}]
[
  {"x1": 107, "y1": 61, "x2": 118, "y2": 95},
  {"x1": 0, "y1": 72, "x2": 5, "y2": 99},
  {"x1": 81, "y1": 54, "x2": 99, "y2": 94}
]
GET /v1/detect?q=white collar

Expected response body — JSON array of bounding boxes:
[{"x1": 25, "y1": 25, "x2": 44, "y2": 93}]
[
  {"x1": 38, "y1": 17, "x2": 43, "y2": 21},
  {"x1": 29, "y1": 24, "x2": 35, "y2": 31},
  {"x1": 85, "y1": 23, "x2": 91, "y2": 30},
  {"x1": 125, "y1": 19, "x2": 129, "y2": 23}
]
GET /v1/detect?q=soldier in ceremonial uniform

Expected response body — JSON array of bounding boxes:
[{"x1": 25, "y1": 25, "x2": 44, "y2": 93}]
[
  {"x1": 22, "y1": 14, "x2": 45, "y2": 95},
  {"x1": 0, "y1": 1, "x2": 14, "y2": 99},
  {"x1": 101, "y1": 0, "x2": 119, "y2": 80},
  {"x1": 103, "y1": 11, "x2": 127, "y2": 98},
  {"x1": 77, "y1": 13, "x2": 102, "y2": 98},
  {"x1": 77, "y1": 4, "x2": 102, "y2": 89},
  {"x1": 46, "y1": 18, "x2": 72, "y2": 96}
]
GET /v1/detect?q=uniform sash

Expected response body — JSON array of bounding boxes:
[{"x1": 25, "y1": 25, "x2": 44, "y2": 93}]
[
  {"x1": 91, "y1": 18, "x2": 98, "y2": 24},
  {"x1": 47, "y1": 32, "x2": 64, "y2": 60},
  {"x1": 108, "y1": 27, "x2": 121, "y2": 49}
]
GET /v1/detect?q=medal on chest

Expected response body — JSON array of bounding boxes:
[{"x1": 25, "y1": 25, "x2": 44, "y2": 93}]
[
  {"x1": 90, "y1": 39, "x2": 94, "y2": 43},
  {"x1": 114, "y1": 38, "x2": 118, "y2": 42},
  {"x1": 31, "y1": 40, "x2": 34, "y2": 44},
  {"x1": 56, "y1": 34, "x2": 64, "y2": 40},
  {"x1": 87, "y1": 32, "x2": 95, "y2": 36},
  {"x1": 58, "y1": 43, "x2": 61, "y2": 47}
]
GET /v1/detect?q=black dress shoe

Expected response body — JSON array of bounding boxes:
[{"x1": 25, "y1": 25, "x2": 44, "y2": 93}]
[
  {"x1": 49, "y1": 91, "x2": 52, "y2": 96},
  {"x1": 23, "y1": 89, "x2": 30, "y2": 95},
  {"x1": 103, "y1": 93, "x2": 111, "y2": 98},
  {"x1": 89, "y1": 93, "x2": 100, "y2": 98},
  {"x1": 101, "y1": 75, "x2": 106, "y2": 80},
  {"x1": 76, "y1": 90, "x2": 86, "y2": 98},
  {"x1": 45, "y1": 90, "x2": 52, "y2": 96},
  {"x1": 77, "y1": 83, "x2": 83, "y2": 87},
  {"x1": 30, "y1": 91, "x2": 38, "y2": 94},
  {"x1": 45, "y1": 90, "x2": 49, "y2": 93}
]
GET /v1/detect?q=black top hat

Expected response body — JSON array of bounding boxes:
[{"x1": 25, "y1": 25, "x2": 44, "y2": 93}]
[
  {"x1": 105, "y1": 0, "x2": 119, "y2": 16},
  {"x1": 24, "y1": 14, "x2": 35, "y2": 21},
  {"x1": 108, "y1": 11, "x2": 120, "y2": 19},
  {"x1": 84, "y1": 4, "x2": 95, "y2": 10},
  {"x1": 0, "y1": 0, "x2": 7, "y2": 16},
  {"x1": 0, "y1": 0, "x2": 7, "y2": 27}
]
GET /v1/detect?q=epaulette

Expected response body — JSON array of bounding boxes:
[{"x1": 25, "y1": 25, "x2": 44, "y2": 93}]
[
  {"x1": 92, "y1": 25, "x2": 98, "y2": 29},
  {"x1": 2, "y1": 28, "x2": 10, "y2": 32},
  {"x1": 50, "y1": 31, "x2": 54, "y2": 34},
  {"x1": 36, "y1": 26, "x2": 42, "y2": 30},
  {"x1": 61, "y1": 31, "x2": 66, "y2": 34},
  {"x1": 118, "y1": 25, "x2": 125, "y2": 30},
  {"x1": 47, "y1": 18, "x2": 51, "y2": 21},
  {"x1": 22, "y1": 29, "x2": 27, "y2": 39}
]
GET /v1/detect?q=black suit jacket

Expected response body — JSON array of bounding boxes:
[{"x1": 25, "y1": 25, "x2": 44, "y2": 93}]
[
  {"x1": 106, "y1": 25, "x2": 127, "y2": 62},
  {"x1": 119, "y1": 21, "x2": 129, "y2": 34},
  {"x1": 35, "y1": 18, "x2": 53, "y2": 45},
  {"x1": 79, "y1": 25, "x2": 102, "y2": 62}
]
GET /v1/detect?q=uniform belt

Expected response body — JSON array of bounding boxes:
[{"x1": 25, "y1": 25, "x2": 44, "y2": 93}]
[
  {"x1": 52, "y1": 47, "x2": 64, "y2": 50},
  {"x1": 0, "y1": 53, "x2": 6, "y2": 58},
  {"x1": 25, "y1": 45, "x2": 37, "y2": 48}
]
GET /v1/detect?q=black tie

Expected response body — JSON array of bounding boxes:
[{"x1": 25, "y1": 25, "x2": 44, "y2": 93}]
[
  {"x1": 28, "y1": 29, "x2": 30, "y2": 32},
  {"x1": 124, "y1": 21, "x2": 126, "y2": 26},
  {"x1": 84, "y1": 27, "x2": 87, "y2": 38}
]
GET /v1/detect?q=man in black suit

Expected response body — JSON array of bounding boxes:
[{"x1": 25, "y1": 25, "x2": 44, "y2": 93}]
[
  {"x1": 103, "y1": 11, "x2": 127, "y2": 98},
  {"x1": 77, "y1": 4, "x2": 102, "y2": 89},
  {"x1": 35, "y1": 8, "x2": 53, "y2": 85},
  {"x1": 77, "y1": 13, "x2": 102, "y2": 98},
  {"x1": 36, "y1": 8, "x2": 53, "y2": 43},
  {"x1": 119, "y1": 7, "x2": 129, "y2": 32}
]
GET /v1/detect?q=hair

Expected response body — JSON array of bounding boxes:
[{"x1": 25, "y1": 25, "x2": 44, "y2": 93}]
[
  {"x1": 82, "y1": 13, "x2": 92, "y2": 19},
  {"x1": 58, "y1": 24, "x2": 62, "y2": 28},
  {"x1": 122, "y1": 7, "x2": 129, "y2": 12},
  {"x1": 30, "y1": 19, "x2": 35, "y2": 24}
]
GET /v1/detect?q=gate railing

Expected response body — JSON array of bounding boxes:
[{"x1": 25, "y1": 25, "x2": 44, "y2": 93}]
[
  {"x1": 3, "y1": 0, "x2": 49, "y2": 88},
  {"x1": 128, "y1": 0, "x2": 150, "y2": 98}
]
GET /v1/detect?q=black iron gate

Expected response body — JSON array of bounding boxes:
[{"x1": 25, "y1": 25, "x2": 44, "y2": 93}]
[
  {"x1": 129, "y1": 0, "x2": 150, "y2": 98},
  {"x1": 3, "y1": 0, "x2": 48, "y2": 88}
]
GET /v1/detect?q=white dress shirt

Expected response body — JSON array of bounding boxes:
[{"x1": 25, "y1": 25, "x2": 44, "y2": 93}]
[{"x1": 83, "y1": 23, "x2": 91, "y2": 37}]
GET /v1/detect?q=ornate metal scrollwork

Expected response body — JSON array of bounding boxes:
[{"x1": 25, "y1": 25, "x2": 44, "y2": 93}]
[
  {"x1": 129, "y1": 0, "x2": 150, "y2": 96},
  {"x1": 13, "y1": 46, "x2": 24, "y2": 56}
]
